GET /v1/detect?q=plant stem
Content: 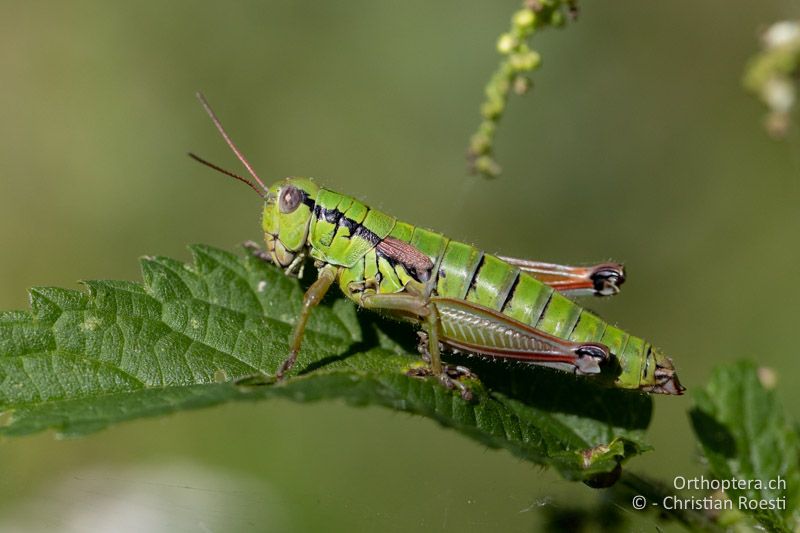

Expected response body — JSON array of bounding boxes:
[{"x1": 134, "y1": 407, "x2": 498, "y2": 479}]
[{"x1": 467, "y1": 0, "x2": 576, "y2": 178}]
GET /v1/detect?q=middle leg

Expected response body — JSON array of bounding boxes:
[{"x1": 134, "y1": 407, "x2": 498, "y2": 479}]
[{"x1": 359, "y1": 291, "x2": 476, "y2": 399}]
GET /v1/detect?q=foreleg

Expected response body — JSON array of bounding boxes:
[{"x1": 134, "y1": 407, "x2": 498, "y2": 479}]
[{"x1": 276, "y1": 264, "x2": 338, "y2": 379}]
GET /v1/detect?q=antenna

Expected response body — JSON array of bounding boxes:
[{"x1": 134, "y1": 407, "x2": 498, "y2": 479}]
[
  {"x1": 195, "y1": 92, "x2": 268, "y2": 192},
  {"x1": 188, "y1": 152, "x2": 265, "y2": 198}
]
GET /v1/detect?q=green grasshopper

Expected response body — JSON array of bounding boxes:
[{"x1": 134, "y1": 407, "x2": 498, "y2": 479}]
[{"x1": 191, "y1": 94, "x2": 684, "y2": 398}]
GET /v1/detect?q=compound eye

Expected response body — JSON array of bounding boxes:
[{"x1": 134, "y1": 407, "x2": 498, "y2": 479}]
[{"x1": 279, "y1": 185, "x2": 303, "y2": 214}]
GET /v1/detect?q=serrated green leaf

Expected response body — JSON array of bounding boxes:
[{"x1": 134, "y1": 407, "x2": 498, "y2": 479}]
[
  {"x1": 0, "y1": 245, "x2": 653, "y2": 483},
  {"x1": 690, "y1": 361, "x2": 800, "y2": 532}
]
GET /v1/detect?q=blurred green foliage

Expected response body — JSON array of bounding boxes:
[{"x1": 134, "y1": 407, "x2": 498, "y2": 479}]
[
  {"x1": 691, "y1": 361, "x2": 799, "y2": 531},
  {"x1": 0, "y1": 1, "x2": 798, "y2": 531},
  {"x1": 744, "y1": 20, "x2": 800, "y2": 137}
]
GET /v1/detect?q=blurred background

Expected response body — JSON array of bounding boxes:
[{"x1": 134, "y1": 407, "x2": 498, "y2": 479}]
[{"x1": 0, "y1": 1, "x2": 797, "y2": 531}]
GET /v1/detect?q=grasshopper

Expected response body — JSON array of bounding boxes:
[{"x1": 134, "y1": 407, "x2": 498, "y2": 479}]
[{"x1": 191, "y1": 94, "x2": 684, "y2": 399}]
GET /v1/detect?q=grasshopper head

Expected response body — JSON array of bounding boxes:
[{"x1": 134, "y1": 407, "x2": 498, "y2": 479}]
[
  {"x1": 263, "y1": 177, "x2": 319, "y2": 271},
  {"x1": 188, "y1": 94, "x2": 318, "y2": 272}
]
